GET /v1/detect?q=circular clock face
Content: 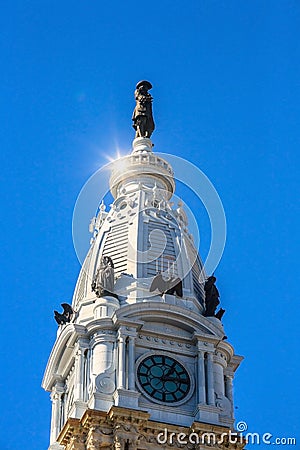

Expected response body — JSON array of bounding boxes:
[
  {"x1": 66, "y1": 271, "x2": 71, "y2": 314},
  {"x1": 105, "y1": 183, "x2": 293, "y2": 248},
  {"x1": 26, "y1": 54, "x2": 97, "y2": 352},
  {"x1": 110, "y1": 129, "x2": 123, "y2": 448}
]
[{"x1": 137, "y1": 354, "x2": 190, "y2": 403}]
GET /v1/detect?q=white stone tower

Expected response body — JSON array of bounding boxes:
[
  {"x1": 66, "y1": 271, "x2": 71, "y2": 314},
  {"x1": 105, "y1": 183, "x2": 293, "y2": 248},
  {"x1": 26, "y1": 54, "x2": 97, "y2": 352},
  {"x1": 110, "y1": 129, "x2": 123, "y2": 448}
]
[{"x1": 42, "y1": 82, "x2": 244, "y2": 450}]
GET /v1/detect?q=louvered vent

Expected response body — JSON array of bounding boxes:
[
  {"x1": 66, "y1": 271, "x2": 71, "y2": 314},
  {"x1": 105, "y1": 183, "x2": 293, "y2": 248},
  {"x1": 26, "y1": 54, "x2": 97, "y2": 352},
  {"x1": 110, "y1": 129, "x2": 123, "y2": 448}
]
[
  {"x1": 75, "y1": 246, "x2": 93, "y2": 303},
  {"x1": 77, "y1": 273, "x2": 85, "y2": 303},
  {"x1": 102, "y1": 222, "x2": 128, "y2": 275},
  {"x1": 147, "y1": 221, "x2": 177, "y2": 277}
]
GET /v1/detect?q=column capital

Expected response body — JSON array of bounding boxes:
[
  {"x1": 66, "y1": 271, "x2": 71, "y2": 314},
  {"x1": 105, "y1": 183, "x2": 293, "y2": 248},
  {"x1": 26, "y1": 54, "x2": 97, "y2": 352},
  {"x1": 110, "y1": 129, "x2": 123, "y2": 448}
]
[
  {"x1": 52, "y1": 377, "x2": 65, "y2": 392},
  {"x1": 75, "y1": 346, "x2": 84, "y2": 358},
  {"x1": 193, "y1": 335, "x2": 215, "y2": 352},
  {"x1": 197, "y1": 347, "x2": 205, "y2": 358},
  {"x1": 117, "y1": 329, "x2": 126, "y2": 341},
  {"x1": 213, "y1": 349, "x2": 227, "y2": 369},
  {"x1": 113, "y1": 317, "x2": 143, "y2": 332},
  {"x1": 51, "y1": 391, "x2": 60, "y2": 402},
  {"x1": 117, "y1": 325, "x2": 138, "y2": 338},
  {"x1": 224, "y1": 372, "x2": 234, "y2": 380},
  {"x1": 78, "y1": 337, "x2": 90, "y2": 349},
  {"x1": 91, "y1": 329, "x2": 116, "y2": 347},
  {"x1": 193, "y1": 333, "x2": 219, "y2": 345}
]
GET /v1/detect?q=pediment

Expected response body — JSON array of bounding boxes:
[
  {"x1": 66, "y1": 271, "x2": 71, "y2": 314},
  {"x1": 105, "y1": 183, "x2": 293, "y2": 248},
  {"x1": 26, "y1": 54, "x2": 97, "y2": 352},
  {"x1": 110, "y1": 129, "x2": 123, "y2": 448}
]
[{"x1": 114, "y1": 302, "x2": 223, "y2": 339}]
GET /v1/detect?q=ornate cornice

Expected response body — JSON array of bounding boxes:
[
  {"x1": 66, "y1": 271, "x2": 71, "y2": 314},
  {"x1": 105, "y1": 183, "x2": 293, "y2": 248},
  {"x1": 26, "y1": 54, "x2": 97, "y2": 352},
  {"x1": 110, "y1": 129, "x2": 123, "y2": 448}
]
[{"x1": 56, "y1": 407, "x2": 245, "y2": 450}]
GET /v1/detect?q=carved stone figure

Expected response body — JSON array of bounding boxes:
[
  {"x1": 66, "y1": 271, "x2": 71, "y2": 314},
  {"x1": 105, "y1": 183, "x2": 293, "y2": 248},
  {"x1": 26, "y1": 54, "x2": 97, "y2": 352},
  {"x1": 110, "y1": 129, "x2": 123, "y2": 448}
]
[
  {"x1": 203, "y1": 275, "x2": 220, "y2": 317},
  {"x1": 92, "y1": 256, "x2": 115, "y2": 297},
  {"x1": 215, "y1": 307, "x2": 225, "y2": 320},
  {"x1": 132, "y1": 80, "x2": 155, "y2": 138},
  {"x1": 203, "y1": 276, "x2": 226, "y2": 320},
  {"x1": 54, "y1": 303, "x2": 74, "y2": 325}
]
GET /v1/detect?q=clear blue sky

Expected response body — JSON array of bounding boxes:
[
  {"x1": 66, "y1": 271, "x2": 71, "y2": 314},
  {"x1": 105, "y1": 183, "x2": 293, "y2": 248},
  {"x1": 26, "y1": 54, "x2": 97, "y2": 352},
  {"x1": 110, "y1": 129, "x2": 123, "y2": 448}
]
[{"x1": 1, "y1": 1, "x2": 299, "y2": 448}]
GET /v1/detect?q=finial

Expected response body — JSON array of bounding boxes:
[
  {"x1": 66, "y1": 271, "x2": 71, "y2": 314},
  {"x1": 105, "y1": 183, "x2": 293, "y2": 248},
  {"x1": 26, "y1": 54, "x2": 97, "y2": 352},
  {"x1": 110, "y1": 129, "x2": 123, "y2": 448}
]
[
  {"x1": 100, "y1": 200, "x2": 106, "y2": 212},
  {"x1": 132, "y1": 80, "x2": 155, "y2": 139}
]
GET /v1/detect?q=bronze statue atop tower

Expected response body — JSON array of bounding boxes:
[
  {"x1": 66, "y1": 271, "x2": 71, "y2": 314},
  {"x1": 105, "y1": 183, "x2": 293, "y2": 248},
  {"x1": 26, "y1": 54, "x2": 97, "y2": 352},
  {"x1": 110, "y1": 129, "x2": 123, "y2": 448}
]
[{"x1": 132, "y1": 80, "x2": 155, "y2": 138}]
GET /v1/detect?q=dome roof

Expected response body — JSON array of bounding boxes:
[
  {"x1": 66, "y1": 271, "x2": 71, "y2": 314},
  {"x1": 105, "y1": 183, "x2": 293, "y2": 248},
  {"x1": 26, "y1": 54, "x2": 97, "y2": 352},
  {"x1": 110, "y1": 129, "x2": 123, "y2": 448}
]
[{"x1": 72, "y1": 138, "x2": 206, "y2": 321}]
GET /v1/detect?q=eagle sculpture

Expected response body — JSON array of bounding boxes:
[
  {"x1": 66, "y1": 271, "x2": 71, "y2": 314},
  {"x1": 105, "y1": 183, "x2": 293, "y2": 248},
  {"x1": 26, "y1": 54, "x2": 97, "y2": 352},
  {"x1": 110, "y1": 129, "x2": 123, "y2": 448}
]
[
  {"x1": 149, "y1": 273, "x2": 183, "y2": 297},
  {"x1": 54, "y1": 303, "x2": 74, "y2": 325}
]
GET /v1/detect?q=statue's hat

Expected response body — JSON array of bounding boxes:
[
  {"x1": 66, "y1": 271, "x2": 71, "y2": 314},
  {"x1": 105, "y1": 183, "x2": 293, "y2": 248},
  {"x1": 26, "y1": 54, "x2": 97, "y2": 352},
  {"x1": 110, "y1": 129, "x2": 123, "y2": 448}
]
[{"x1": 136, "y1": 80, "x2": 152, "y2": 90}]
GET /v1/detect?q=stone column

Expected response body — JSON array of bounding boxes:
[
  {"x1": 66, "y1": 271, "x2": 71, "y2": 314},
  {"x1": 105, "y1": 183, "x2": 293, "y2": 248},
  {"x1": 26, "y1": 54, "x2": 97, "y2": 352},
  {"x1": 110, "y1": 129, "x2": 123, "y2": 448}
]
[
  {"x1": 74, "y1": 346, "x2": 84, "y2": 401},
  {"x1": 117, "y1": 331, "x2": 126, "y2": 389},
  {"x1": 114, "y1": 325, "x2": 140, "y2": 408},
  {"x1": 72, "y1": 339, "x2": 90, "y2": 418},
  {"x1": 50, "y1": 381, "x2": 65, "y2": 444},
  {"x1": 197, "y1": 348, "x2": 206, "y2": 404},
  {"x1": 50, "y1": 391, "x2": 60, "y2": 444},
  {"x1": 91, "y1": 331, "x2": 114, "y2": 380},
  {"x1": 206, "y1": 352, "x2": 215, "y2": 406},
  {"x1": 82, "y1": 349, "x2": 90, "y2": 402},
  {"x1": 128, "y1": 335, "x2": 136, "y2": 390},
  {"x1": 225, "y1": 374, "x2": 233, "y2": 403},
  {"x1": 213, "y1": 352, "x2": 225, "y2": 397}
]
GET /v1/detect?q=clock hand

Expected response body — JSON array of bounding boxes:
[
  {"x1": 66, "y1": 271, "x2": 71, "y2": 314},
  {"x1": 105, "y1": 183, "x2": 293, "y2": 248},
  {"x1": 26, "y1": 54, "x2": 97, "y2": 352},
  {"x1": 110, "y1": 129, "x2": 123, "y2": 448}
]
[
  {"x1": 162, "y1": 376, "x2": 189, "y2": 384},
  {"x1": 151, "y1": 377, "x2": 163, "y2": 388},
  {"x1": 165, "y1": 364, "x2": 176, "y2": 377},
  {"x1": 161, "y1": 376, "x2": 180, "y2": 382}
]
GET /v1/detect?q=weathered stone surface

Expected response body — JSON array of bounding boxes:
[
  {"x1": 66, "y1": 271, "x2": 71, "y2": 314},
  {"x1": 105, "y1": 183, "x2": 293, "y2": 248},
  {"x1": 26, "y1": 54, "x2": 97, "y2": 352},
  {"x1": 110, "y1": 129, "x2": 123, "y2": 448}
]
[{"x1": 57, "y1": 407, "x2": 245, "y2": 450}]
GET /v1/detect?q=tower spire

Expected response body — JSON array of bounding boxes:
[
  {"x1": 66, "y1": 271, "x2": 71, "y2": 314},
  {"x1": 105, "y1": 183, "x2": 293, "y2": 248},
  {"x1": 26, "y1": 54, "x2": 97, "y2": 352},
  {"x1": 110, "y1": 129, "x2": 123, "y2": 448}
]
[{"x1": 42, "y1": 82, "x2": 244, "y2": 450}]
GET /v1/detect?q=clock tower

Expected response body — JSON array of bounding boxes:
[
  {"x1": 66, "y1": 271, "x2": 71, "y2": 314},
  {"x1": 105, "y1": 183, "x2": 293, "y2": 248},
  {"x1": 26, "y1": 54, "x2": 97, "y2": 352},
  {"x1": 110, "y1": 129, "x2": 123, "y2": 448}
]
[{"x1": 42, "y1": 81, "x2": 245, "y2": 450}]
